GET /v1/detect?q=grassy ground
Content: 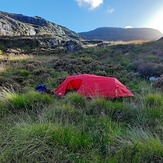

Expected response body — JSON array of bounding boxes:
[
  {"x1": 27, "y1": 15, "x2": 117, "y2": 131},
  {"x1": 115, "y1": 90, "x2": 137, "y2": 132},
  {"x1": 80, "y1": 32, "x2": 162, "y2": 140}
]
[{"x1": 1, "y1": 41, "x2": 163, "y2": 162}]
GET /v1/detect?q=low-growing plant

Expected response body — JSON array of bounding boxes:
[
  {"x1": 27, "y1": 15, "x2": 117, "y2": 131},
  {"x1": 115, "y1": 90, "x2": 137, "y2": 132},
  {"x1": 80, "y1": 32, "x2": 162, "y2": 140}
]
[
  {"x1": 83, "y1": 117, "x2": 126, "y2": 157},
  {"x1": 144, "y1": 93, "x2": 163, "y2": 108},
  {"x1": 0, "y1": 88, "x2": 54, "y2": 112},
  {"x1": 18, "y1": 69, "x2": 30, "y2": 77},
  {"x1": 109, "y1": 128, "x2": 163, "y2": 163},
  {"x1": 86, "y1": 98, "x2": 133, "y2": 123},
  {"x1": 0, "y1": 50, "x2": 3, "y2": 55},
  {"x1": 0, "y1": 103, "x2": 9, "y2": 117},
  {"x1": 0, "y1": 45, "x2": 7, "y2": 52},
  {"x1": 40, "y1": 103, "x2": 86, "y2": 125},
  {"x1": 144, "y1": 107, "x2": 163, "y2": 120},
  {"x1": 2, "y1": 39, "x2": 163, "y2": 162},
  {"x1": 0, "y1": 123, "x2": 94, "y2": 162},
  {"x1": 153, "y1": 76, "x2": 163, "y2": 91},
  {"x1": 64, "y1": 92, "x2": 86, "y2": 109}
]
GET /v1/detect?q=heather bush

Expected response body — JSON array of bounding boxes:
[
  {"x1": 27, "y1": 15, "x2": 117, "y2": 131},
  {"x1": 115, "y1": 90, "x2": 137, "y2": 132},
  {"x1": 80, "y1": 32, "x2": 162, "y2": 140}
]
[
  {"x1": 153, "y1": 75, "x2": 163, "y2": 91},
  {"x1": 18, "y1": 69, "x2": 30, "y2": 77},
  {"x1": 1, "y1": 39, "x2": 163, "y2": 162}
]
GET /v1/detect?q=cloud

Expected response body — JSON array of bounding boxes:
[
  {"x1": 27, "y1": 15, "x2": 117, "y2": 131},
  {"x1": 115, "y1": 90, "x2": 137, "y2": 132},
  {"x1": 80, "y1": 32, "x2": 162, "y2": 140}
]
[
  {"x1": 125, "y1": 26, "x2": 133, "y2": 28},
  {"x1": 76, "y1": 0, "x2": 104, "y2": 10},
  {"x1": 107, "y1": 7, "x2": 114, "y2": 13}
]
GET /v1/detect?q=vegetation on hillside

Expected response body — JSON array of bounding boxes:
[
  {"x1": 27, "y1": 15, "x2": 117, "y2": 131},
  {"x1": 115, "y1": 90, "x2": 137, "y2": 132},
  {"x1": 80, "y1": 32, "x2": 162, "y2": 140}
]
[
  {"x1": 79, "y1": 27, "x2": 163, "y2": 41},
  {"x1": 1, "y1": 39, "x2": 163, "y2": 162}
]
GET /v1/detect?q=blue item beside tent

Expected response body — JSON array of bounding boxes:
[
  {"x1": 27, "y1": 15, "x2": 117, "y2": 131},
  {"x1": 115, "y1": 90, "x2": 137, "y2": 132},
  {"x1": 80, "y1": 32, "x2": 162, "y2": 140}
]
[{"x1": 35, "y1": 84, "x2": 47, "y2": 94}]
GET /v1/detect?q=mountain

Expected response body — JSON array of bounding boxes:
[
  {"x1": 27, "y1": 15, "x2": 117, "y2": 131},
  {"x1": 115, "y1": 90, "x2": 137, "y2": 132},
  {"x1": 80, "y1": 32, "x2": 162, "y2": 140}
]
[
  {"x1": 0, "y1": 11, "x2": 84, "y2": 53},
  {"x1": 0, "y1": 11, "x2": 82, "y2": 42},
  {"x1": 79, "y1": 27, "x2": 163, "y2": 41}
]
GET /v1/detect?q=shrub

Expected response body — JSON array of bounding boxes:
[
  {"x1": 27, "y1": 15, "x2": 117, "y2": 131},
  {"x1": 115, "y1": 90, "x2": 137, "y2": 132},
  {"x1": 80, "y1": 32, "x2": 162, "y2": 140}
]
[
  {"x1": 32, "y1": 68, "x2": 48, "y2": 75},
  {"x1": 153, "y1": 75, "x2": 163, "y2": 91},
  {"x1": 137, "y1": 63, "x2": 154, "y2": 77},
  {"x1": 0, "y1": 45, "x2": 7, "y2": 52},
  {"x1": 18, "y1": 69, "x2": 30, "y2": 77},
  {"x1": 154, "y1": 64, "x2": 163, "y2": 76}
]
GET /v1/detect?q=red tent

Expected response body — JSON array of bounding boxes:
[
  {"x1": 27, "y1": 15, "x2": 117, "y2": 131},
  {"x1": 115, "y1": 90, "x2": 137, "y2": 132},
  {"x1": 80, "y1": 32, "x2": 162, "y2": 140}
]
[{"x1": 54, "y1": 74, "x2": 134, "y2": 98}]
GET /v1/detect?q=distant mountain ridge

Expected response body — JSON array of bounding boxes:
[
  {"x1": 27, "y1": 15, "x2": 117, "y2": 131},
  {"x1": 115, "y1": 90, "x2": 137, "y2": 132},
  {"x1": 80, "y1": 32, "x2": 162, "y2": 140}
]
[
  {"x1": 79, "y1": 27, "x2": 163, "y2": 41},
  {"x1": 1, "y1": 11, "x2": 163, "y2": 44},
  {"x1": 0, "y1": 11, "x2": 82, "y2": 42}
]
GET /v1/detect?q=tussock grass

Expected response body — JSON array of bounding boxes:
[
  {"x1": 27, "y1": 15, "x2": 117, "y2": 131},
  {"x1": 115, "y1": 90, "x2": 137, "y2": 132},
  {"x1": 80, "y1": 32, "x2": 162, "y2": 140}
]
[
  {"x1": 64, "y1": 92, "x2": 86, "y2": 109},
  {"x1": 1, "y1": 41, "x2": 163, "y2": 162},
  {"x1": 86, "y1": 98, "x2": 134, "y2": 123},
  {"x1": 0, "y1": 123, "x2": 94, "y2": 162},
  {"x1": 40, "y1": 103, "x2": 86, "y2": 125},
  {"x1": 1, "y1": 86, "x2": 163, "y2": 162},
  {"x1": 0, "y1": 88, "x2": 53, "y2": 114},
  {"x1": 1, "y1": 77, "x2": 163, "y2": 162},
  {"x1": 144, "y1": 93, "x2": 163, "y2": 108},
  {"x1": 109, "y1": 127, "x2": 163, "y2": 163}
]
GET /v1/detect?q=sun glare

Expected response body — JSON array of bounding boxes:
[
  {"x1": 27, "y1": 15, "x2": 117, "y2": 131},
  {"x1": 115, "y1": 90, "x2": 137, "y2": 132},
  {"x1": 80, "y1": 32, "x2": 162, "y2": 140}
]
[{"x1": 147, "y1": 10, "x2": 163, "y2": 34}]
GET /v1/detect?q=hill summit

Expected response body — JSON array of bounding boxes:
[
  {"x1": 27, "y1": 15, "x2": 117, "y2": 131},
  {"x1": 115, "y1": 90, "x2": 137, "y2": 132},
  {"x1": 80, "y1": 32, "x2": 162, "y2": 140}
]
[
  {"x1": 0, "y1": 11, "x2": 85, "y2": 53},
  {"x1": 79, "y1": 27, "x2": 163, "y2": 41},
  {"x1": 0, "y1": 11, "x2": 82, "y2": 42}
]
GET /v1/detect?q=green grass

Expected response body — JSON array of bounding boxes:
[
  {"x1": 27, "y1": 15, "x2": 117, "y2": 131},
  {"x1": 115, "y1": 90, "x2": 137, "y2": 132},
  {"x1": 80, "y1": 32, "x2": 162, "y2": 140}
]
[
  {"x1": 144, "y1": 93, "x2": 163, "y2": 108},
  {"x1": 64, "y1": 92, "x2": 86, "y2": 109},
  {"x1": 0, "y1": 122, "x2": 95, "y2": 162},
  {"x1": 109, "y1": 128, "x2": 163, "y2": 163},
  {"x1": 0, "y1": 88, "x2": 53, "y2": 114},
  {"x1": 1, "y1": 40, "x2": 163, "y2": 162},
  {"x1": 1, "y1": 79, "x2": 162, "y2": 162}
]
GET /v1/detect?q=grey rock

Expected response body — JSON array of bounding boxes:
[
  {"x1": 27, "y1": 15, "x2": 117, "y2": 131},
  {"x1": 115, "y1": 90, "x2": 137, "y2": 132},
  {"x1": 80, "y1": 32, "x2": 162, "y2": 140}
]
[
  {"x1": 0, "y1": 11, "x2": 83, "y2": 43},
  {"x1": 64, "y1": 40, "x2": 83, "y2": 53}
]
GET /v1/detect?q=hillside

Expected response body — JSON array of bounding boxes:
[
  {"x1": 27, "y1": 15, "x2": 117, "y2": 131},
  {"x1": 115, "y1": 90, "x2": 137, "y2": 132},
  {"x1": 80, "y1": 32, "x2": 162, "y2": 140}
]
[
  {"x1": 0, "y1": 11, "x2": 85, "y2": 53},
  {"x1": 79, "y1": 27, "x2": 163, "y2": 41},
  {"x1": 0, "y1": 11, "x2": 83, "y2": 42},
  {"x1": 1, "y1": 35, "x2": 163, "y2": 162},
  {"x1": 1, "y1": 11, "x2": 163, "y2": 163}
]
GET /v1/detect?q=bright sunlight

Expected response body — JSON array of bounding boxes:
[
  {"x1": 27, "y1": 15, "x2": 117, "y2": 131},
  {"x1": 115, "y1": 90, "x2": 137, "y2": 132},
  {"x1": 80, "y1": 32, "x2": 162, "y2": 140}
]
[{"x1": 147, "y1": 9, "x2": 163, "y2": 34}]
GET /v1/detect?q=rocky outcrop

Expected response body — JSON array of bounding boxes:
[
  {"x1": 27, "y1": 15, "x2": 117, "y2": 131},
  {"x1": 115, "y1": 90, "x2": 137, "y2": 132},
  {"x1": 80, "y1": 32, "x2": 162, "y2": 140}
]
[
  {"x1": 0, "y1": 11, "x2": 84, "y2": 53},
  {"x1": 0, "y1": 35, "x2": 83, "y2": 54},
  {"x1": 0, "y1": 11, "x2": 83, "y2": 42}
]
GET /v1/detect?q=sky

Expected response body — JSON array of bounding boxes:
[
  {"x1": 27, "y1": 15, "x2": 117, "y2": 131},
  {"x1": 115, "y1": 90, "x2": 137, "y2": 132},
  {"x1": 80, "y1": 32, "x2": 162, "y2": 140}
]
[{"x1": 0, "y1": 0, "x2": 163, "y2": 33}]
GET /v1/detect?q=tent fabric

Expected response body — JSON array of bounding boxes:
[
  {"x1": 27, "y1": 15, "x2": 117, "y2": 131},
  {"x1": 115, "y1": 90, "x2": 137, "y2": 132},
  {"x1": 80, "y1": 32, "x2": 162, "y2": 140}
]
[{"x1": 54, "y1": 74, "x2": 134, "y2": 98}]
